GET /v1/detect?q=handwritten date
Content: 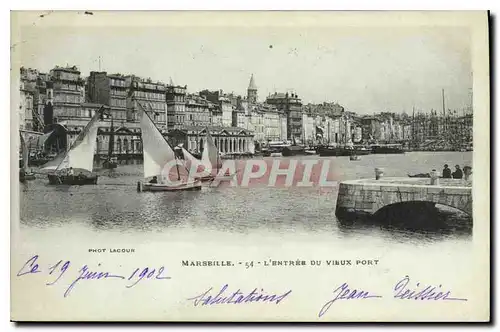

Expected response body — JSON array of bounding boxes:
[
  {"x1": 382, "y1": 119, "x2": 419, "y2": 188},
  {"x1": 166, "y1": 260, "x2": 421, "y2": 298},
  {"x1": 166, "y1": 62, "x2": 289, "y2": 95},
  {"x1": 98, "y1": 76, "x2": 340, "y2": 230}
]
[{"x1": 17, "y1": 255, "x2": 171, "y2": 298}]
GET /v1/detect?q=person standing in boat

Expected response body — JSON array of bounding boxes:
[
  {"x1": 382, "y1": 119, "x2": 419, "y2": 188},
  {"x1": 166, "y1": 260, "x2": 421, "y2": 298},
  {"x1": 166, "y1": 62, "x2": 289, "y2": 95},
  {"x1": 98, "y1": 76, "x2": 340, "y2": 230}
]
[
  {"x1": 149, "y1": 176, "x2": 158, "y2": 184},
  {"x1": 452, "y1": 165, "x2": 463, "y2": 179},
  {"x1": 68, "y1": 167, "x2": 75, "y2": 177},
  {"x1": 442, "y1": 164, "x2": 452, "y2": 178}
]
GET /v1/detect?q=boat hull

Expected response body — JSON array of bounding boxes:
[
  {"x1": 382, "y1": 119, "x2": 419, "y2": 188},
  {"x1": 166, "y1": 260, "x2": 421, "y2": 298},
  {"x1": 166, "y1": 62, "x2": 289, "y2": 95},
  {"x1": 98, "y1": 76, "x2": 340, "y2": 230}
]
[
  {"x1": 197, "y1": 175, "x2": 215, "y2": 183},
  {"x1": 354, "y1": 150, "x2": 371, "y2": 156},
  {"x1": 138, "y1": 181, "x2": 202, "y2": 192},
  {"x1": 371, "y1": 147, "x2": 405, "y2": 154},
  {"x1": 47, "y1": 174, "x2": 99, "y2": 185},
  {"x1": 20, "y1": 173, "x2": 36, "y2": 182}
]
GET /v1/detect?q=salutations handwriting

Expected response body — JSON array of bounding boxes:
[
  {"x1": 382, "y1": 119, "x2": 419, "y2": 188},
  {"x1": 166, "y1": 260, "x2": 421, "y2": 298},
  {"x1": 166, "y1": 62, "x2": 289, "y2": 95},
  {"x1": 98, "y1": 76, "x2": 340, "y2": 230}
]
[
  {"x1": 16, "y1": 255, "x2": 171, "y2": 298},
  {"x1": 187, "y1": 284, "x2": 292, "y2": 306}
]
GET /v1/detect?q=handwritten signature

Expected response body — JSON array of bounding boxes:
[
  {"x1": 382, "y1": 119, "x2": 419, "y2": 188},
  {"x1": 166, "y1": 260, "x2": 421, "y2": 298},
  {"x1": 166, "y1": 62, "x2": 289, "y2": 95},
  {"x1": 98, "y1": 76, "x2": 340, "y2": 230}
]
[
  {"x1": 16, "y1": 255, "x2": 171, "y2": 297},
  {"x1": 318, "y1": 282, "x2": 382, "y2": 317},
  {"x1": 187, "y1": 284, "x2": 292, "y2": 306},
  {"x1": 319, "y1": 275, "x2": 468, "y2": 318}
]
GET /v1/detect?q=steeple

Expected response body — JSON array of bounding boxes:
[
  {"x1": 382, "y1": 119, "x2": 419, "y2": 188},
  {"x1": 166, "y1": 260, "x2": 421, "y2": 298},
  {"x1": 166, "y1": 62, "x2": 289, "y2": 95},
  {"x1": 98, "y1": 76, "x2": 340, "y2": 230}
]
[
  {"x1": 169, "y1": 77, "x2": 174, "y2": 86},
  {"x1": 248, "y1": 74, "x2": 257, "y2": 91},
  {"x1": 247, "y1": 74, "x2": 258, "y2": 103}
]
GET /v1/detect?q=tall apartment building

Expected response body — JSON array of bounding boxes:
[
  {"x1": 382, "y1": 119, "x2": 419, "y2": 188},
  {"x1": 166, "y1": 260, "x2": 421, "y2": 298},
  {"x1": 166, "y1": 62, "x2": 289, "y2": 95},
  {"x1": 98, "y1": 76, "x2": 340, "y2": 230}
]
[
  {"x1": 166, "y1": 84, "x2": 187, "y2": 130},
  {"x1": 266, "y1": 92, "x2": 303, "y2": 141},
  {"x1": 86, "y1": 71, "x2": 128, "y2": 123},
  {"x1": 19, "y1": 67, "x2": 38, "y2": 131},
  {"x1": 125, "y1": 76, "x2": 167, "y2": 127},
  {"x1": 184, "y1": 94, "x2": 212, "y2": 127},
  {"x1": 47, "y1": 65, "x2": 85, "y2": 124}
]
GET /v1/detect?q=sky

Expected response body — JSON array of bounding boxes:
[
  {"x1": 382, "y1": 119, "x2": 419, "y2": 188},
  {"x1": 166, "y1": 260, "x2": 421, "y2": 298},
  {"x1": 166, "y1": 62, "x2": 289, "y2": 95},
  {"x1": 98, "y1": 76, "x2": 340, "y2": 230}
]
[{"x1": 14, "y1": 14, "x2": 473, "y2": 115}]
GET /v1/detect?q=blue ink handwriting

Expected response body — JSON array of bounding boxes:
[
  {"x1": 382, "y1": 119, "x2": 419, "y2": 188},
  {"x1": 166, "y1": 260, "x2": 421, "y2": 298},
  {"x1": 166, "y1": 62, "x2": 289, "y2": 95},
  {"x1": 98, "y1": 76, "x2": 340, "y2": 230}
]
[
  {"x1": 319, "y1": 282, "x2": 382, "y2": 318},
  {"x1": 16, "y1": 255, "x2": 171, "y2": 298},
  {"x1": 394, "y1": 275, "x2": 468, "y2": 301},
  {"x1": 187, "y1": 284, "x2": 292, "y2": 306}
]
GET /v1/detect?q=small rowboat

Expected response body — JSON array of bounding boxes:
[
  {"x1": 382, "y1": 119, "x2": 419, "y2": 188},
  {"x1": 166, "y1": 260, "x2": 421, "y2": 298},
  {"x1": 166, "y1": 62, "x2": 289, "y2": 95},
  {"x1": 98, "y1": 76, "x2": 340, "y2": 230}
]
[{"x1": 137, "y1": 180, "x2": 201, "y2": 192}]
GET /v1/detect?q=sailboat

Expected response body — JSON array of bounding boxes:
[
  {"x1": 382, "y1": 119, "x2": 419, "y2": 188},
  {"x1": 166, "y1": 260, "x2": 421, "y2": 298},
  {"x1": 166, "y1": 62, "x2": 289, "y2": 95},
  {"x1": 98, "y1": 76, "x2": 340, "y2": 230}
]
[
  {"x1": 180, "y1": 146, "x2": 213, "y2": 183},
  {"x1": 136, "y1": 101, "x2": 201, "y2": 192},
  {"x1": 102, "y1": 116, "x2": 118, "y2": 169},
  {"x1": 44, "y1": 106, "x2": 103, "y2": 185},
  {"x1": 200, "y1": 128, "x2": 237, "y2": 181},
  {"x1": 19, "y1": 133, "x2": 36, "y2": 182}
]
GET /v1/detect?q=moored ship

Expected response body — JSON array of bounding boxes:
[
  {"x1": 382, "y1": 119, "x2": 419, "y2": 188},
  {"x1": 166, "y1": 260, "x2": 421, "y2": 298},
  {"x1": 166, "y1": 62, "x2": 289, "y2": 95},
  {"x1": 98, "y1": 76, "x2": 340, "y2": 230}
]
[{"x1": 371, "y1": 144, "x2": 405, "y2": 154}]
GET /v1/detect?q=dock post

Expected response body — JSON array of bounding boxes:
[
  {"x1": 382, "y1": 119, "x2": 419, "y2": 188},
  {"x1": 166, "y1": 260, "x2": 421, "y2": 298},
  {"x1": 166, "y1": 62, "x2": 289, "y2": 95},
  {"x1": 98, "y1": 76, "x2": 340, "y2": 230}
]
[
  {"x1": 430, "y1": 170, "x2": 439, "y2": 185},
  {"x1": 137, "y1": 181, "x2": 142, "y2": 192},
  {"x1": 375, "y1": 168, "x2": 384, "y2": 180}
]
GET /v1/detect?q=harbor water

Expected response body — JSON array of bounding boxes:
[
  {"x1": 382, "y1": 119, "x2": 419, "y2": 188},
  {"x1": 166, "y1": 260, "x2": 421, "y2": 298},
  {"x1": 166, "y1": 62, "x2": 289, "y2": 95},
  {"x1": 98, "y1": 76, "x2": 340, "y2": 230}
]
[{"x1": 19, "y1": 152, "x2": 472, "y2": 245}]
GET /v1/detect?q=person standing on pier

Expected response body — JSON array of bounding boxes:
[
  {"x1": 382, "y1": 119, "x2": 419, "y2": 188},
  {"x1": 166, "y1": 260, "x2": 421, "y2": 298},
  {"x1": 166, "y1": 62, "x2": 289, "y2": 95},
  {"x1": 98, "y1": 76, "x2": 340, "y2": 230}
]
[
  {"x1": 452, "y1": 165, "x2": 463, "y2": 179},
  {"x1": 442, "y1": 164, "x2": 452, "y2": 178}
]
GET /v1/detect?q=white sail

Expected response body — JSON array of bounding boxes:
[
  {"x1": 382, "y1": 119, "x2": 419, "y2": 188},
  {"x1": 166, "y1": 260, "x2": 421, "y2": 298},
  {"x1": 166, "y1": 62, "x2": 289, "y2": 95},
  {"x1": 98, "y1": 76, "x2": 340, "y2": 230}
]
[
  {"x1": 139, "y1": 109, "x2": 177, "y2": 179},
  {"x1": 181, "y1": 147, "x2": 210, "y2": 177},
  {"x1": 201, "y1": 130, "x2": 222, "y2": 174},
  {"x1": 57, "y1": 122, "x2": 100, "y2": 173},
  {"x1": 51, "y1": 110, "x2": 102, "y2": 173}
]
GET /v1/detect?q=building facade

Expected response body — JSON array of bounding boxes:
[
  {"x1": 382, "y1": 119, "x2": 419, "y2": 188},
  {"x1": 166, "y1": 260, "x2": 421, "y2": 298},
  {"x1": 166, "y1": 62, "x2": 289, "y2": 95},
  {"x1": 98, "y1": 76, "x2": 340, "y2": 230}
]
[
  {"x1": 48, "y1": 65, "x2": 86, "y2": 125},
  {"x1": 86, "y1": 71, "x2": 128, "y2": 123},
  {"x1": 184, "y1": 94, "x2": 212, "y2": 127},
  {"x1": 125, "y1": 75, "x2": 167, "y2": 127},
  {"x1": 167, "y1": 126, "x2": 255, "y2": 155},
  {"x1": 19, "y1": 68, "x2": 37, "y2": 131},
  {"x1": 166, "y1": 84, "x2": 187, "y2": 130},
  {"x1": 266, "y1": 92, "x2": 303, "y2": 141}
]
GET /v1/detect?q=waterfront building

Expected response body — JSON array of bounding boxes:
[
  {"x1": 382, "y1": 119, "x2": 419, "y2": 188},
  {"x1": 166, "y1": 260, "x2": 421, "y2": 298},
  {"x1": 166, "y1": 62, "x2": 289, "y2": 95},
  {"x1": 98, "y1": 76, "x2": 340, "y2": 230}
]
[
  {"x1": 19, "y1": 68, "x2": 38, "y2": 131},
  {"x1": 166, "y1": 83, "x2": 187, "y2": 130},
  {"x1": 167, "y1": 126, "x2": 254, "y2": 154},
  {"x1": 33, "y1": 72, "x2": 51, "y2": 131},
  {"x1": 361, "y1": 116, "x2": 381, "y2": 142},
  {"x1": 266, "y1": 92, "x2": 303, "y2": 141},
  {"x1": 279, "y1": 113, "x2": 288, "y2": 141},
  {"x1": 261, "y1": 104, "x2": 283, "y2": 142},
  {"x1": 199, "y1": 89, "x2": 233, "y2": 127},
  {"x1": 125, "y1": 75, "x2": 167, "y2": 127},
  {"x1": 233, "y1": 107, "x2": 247, "y2": 130},
  {"x1": 47, "y1": 65, "x2": 86, "y2": 125},
  {"x1": 184, "y1": 94, "x2": 212, "y2": 127},
  {"x1": 86, "y1": 71, "x2": 128, "y2": 123},
  {"x1": 245, "y1": 105, "x2": 264, "y2": 143},
  {"x1": 302, "y1": 113, "x2": 316, "y2": 144}
]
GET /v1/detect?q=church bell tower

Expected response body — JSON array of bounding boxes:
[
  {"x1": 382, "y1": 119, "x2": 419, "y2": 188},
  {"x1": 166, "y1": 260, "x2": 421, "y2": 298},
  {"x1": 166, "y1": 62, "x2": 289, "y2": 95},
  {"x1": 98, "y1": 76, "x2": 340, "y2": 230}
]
[{"x1": 247, "y1": 74, "x2": 258, "y2": 103}]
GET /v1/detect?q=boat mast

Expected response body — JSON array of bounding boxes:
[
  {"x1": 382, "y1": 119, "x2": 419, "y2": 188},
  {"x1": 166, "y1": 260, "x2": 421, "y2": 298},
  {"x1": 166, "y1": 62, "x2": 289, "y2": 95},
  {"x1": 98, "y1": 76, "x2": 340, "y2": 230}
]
[{"x1": 108, "y1": 116, "x2": 114, "y2": 159}]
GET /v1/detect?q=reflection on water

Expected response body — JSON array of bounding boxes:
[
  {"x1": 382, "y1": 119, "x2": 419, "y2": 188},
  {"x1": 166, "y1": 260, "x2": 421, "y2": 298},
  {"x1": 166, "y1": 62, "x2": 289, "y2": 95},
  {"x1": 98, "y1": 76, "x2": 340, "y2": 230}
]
[{"x1": 19, "y1": 152, "x2": 472, "y2": 245}]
